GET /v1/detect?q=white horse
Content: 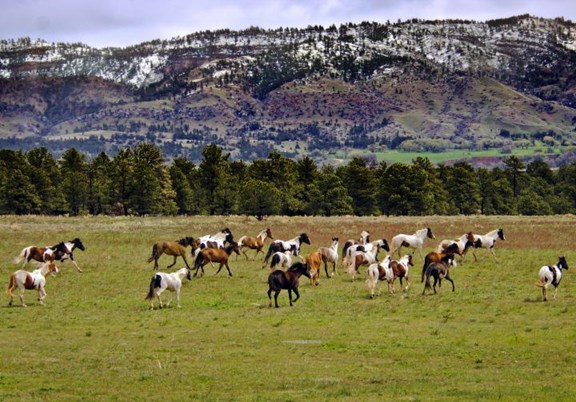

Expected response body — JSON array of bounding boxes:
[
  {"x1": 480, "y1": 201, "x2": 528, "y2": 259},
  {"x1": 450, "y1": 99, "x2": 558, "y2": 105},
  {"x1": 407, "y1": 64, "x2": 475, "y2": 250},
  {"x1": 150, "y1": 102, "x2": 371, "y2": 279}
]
[
  {"x1": 7, "y1": 261, "x2": 59, "y2": 307},
  {"x1": 317, "y1": 237, "x2": 339, "y2": 277},
  {"x1": 471, "y1": 229, "x2": 505, "y2": 261},
  {"x1": 436, "y1": 232, "x2": 475, "y2": 262},
  {"x1": 390, "y1": 228, "x2": 435, "y2": 259},
  {"x1": 145, "y1": 267, "x2": 191, "y2": 309},
  {"x1": 536, "y1": 256, "x2": 568, "y2": 301},
  {"x1": 269, "y1": 245, "x2": 297, "y2": 271},
  {"x1": 366, "y1": 255, "x2": 391, "y2": 298}
]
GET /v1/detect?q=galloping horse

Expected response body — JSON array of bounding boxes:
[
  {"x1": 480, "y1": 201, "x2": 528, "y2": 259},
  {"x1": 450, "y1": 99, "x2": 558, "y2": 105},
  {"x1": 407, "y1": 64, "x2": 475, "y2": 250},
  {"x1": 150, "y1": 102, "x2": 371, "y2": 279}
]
[
  {"x1": 471, "y1": 229, "x2": 505, "y2": 261},
  {"x1": 269, "y1": 245, "x2": 298, "y2": 271},
  {"x1": 422, "y1": 253, "x2": 456, "y2": 295},
  {"x1": 7, "y1": 261, "x2": 59, "y2": 307},
  {"x1": 194, "y1": 242, "x2": 241, "y2": 277},
  {"x1": 197, "y1": 228, "x2": 233, "y2": 250},
  {"x1": 317, "y1": 237, "x2": 339, "y2": 278},
  {"x1": 342, "y1": 238, "x2": 389, "y2": 268},
  {"x1": 237, "y1": 228, "x2": 273, "y2": 260},
  {"x1": 347, "y1": 246, "x2": 382, "y2": 281},
  {"x1": 390, "y1": 228, "x2": 435, "y2": 259},
  {"x1": 421, "y1": 243, "x2": 459, "y2": 283},
  {"x1": 436, "y1": 232, "x2": 475, "y2": 262},
  {"x1": 14, "y1": 238, "x2": 86, "y2": 272},
  {"x1": 262, "y1": 233, "x2": 311, "y2": 267},
  {"x1": 145, "y1": 267, "x2": 191, "y2": 309},
  {"x1": 148, "y1": 237, "x2": 194, "y2": 271},
  {"x1": 267, "y1": 262, "x2": 311, "y2": 308},
  {"x1": 536, "y1": 256, "x2": 569, "y2": 301},
  {"x1": 366, "y1": 254, "x2": 413, "y2": 297}
]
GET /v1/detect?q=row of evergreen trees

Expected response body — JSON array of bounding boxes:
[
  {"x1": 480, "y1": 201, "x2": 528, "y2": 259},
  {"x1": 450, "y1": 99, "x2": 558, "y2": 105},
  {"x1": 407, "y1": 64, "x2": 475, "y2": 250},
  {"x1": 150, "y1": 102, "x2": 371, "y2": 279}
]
[{"x1": 1, "y1": 143, "x2": 575, "y2": 218}]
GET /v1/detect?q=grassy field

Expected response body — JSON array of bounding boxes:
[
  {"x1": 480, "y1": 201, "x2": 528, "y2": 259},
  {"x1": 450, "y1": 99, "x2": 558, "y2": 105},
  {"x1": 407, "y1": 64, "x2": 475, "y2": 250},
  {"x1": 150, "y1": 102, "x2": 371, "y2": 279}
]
[{"x1": 1, "y1": 215, "x2": 576, "y2": 401}]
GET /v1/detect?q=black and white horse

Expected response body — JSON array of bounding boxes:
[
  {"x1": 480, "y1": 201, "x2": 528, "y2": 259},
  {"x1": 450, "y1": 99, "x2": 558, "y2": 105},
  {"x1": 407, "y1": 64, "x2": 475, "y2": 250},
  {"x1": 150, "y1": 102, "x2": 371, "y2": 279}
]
[
  {"x1": 536, "y1": 256, "x2": 569, "y2": 301},
  {"x1": 471, "y1": 229, "x2": 505, "y2": 261},
  {"x1": 262, "y1": 233, "x2": 311, "y2": 267}
]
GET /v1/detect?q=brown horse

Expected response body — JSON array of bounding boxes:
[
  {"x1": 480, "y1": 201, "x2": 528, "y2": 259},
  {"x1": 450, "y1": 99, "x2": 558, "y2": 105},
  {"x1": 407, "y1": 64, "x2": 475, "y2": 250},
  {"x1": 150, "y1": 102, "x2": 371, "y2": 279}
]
[
  {"x1": 267, "y1": 262, "x2": 311, "y2": 308},
  {"x1": 148, "y1": 237, "x2": 194, "y2": 271},
  {"x1": 421, "y1": 242, "x2": 460, "y2": 283},
  {"x1": 194, "y1": 242, "x2": 241, "y2": 277},
  {"x1": 237, "y1": 228, "x2": 273, "y2": 260},
  {"x1": 422, "y1": 254, "x2": 456, "y2": 295},
  {"x1": 305, "y1": 251, "x2": 322, "y2": 286}
]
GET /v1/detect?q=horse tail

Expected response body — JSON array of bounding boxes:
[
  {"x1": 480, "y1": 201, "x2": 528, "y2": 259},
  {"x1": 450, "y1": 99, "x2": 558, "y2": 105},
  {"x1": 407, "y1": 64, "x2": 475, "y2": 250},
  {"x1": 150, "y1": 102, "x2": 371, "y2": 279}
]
[
  {"x1": 7, "y1": 273, "x2": 16, "y2": 295},
  {"x1": 194, "y1": 251, "x2": 204, "y2": 270},
  {"x1": 270, "y1": 253, "x2": 281, "y2": 269},
  {"x1": 147, "y1": 244, "x2": 158, "y2": 263},
  {"x1": 13, "y1": 247, "x2": 28, "y2": 264},
  {"x1": 421, "y1": 256, "x2": 430, "y2": 283},
  {"x1": 145, "y1": 274, "x2": 161, "y2": 300}
]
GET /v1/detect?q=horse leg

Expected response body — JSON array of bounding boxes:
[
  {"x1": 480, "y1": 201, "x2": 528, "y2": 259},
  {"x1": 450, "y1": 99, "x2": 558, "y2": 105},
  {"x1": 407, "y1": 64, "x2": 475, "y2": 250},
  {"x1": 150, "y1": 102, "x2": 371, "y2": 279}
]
[
  {"x1": 38, "y1": 286, "x2": 47, "y2": 305},
  {"x1": 292, "y1": 287, "x2": 300, "y2": 304},
  {"x1": 542, "y1": 284, "x2": 548, "y2": 302},
  {"x1": 69, "y1": 256, "x2": 83, "y2": 272},
  {"x1": 288, "y1": 289, "x2": 294, "y2": 306},
  {"x1": 267, "y1": 288, "x2": 274, "y2": 307},
  {"x1": 274, "y1": 290, "x2": 281, "y2": 308},
  {"x1": 156, "y1": 288, "x2": 165, "y2": 308},
  {"x1": 553, "y1": 286, "x2": 558, "y2": 301},
  {"x1": 167, "y1": 255, "x2": 178, "y2": 269},
  {"x1": 19, "y1": 288, "x2": 27, "y2": 307},
  {"x1": 446, "y1": 274, "x2": 455, "y2": 292},
  {"x1": 224, "y1": 262, "x2": 233, "y2": 277},
  {"x1": 175, "y1": 288, "x2": 182, "y2": 308},
  {"x1": 403, "y1": 277, "x2": 410, "y2": 292}
]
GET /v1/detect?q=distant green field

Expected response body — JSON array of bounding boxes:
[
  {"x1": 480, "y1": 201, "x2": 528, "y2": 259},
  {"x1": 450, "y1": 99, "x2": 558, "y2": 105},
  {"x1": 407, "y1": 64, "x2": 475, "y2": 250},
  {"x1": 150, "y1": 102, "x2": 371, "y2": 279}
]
[
  {"x1": 373, "y1": 147, "x2": 568, "y2": 164},
  {"x1": 1, "y1": 215, "x2": 575, "y2": 401}
]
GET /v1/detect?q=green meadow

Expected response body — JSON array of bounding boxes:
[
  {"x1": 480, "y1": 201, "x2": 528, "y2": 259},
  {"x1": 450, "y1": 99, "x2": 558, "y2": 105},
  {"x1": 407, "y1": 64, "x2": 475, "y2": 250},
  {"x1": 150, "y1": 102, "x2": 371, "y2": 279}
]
[{"x1": 1, "y1": 215, "x2": 575, "y2": 401}]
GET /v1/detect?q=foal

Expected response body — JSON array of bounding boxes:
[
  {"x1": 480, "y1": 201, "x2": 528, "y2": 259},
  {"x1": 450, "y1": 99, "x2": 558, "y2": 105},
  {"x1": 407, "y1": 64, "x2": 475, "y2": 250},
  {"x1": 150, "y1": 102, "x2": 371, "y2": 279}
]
[
  {"x1": 422, "y1": 254, "x2": 456, "y2": 295},
  {"x1": 194, "y1": 242, "x2": 241, "y2": 277},
  {"x1": 536, "y1": 256, "x2": 569, "y2": 301},
  {"x1": 148, "y1": 237, "x2": 194, "y2": 271},
  {"x1": 267, "y1": 262, "x2": 311, "y2": 308}
]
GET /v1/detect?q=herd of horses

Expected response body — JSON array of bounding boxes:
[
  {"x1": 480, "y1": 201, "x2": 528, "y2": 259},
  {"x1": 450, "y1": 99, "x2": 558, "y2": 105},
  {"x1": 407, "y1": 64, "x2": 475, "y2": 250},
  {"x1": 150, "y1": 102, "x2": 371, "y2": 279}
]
[{"x1": 6, "y1": 225, "x2": 569, "y2": 308}]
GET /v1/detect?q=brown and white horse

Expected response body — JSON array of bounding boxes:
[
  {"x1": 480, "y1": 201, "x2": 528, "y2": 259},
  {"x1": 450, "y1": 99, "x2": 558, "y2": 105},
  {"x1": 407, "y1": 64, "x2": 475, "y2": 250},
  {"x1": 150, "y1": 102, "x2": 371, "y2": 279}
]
[
  {"x1": 390, "y1": 228, "x2": 435, "y2": 259},
  {"x1": 366, "y1": 254, "x2": 413, "y2": 297},
  {"x1": 14, "y1": 238, "x2": 86, "y2": 272},
  {"x1": 7, "y1": 261, "x2": 59, "y2": 307},
  {"x1": 317, "y1": 237, "x2": 339, "y2": 278},
  {"x1": 237, "y1": 228, "x2": 273, "y2": 260},
  {"x1": 193, "y1": 242, "x2": 241, "y2": 277},
  {"x1": 436, "y1": 232, "x2": 475, "y2": 262},
  {"x1": 340, "y1": 231, "x2": 370, "y2": 270}
]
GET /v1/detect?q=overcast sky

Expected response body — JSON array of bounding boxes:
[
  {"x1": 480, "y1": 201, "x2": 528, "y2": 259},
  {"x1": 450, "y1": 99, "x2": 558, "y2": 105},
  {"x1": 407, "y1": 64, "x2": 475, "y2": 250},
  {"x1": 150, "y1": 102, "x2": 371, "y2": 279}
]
[{"x1": 1, "y1": 0, "x2": 575, "y2": 48}]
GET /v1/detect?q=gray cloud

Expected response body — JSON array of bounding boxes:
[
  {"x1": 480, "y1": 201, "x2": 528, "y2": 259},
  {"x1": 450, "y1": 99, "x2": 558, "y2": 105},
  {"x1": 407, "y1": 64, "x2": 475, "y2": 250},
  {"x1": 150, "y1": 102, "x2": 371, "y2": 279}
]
[{"x1": 0, "y1": 0, "x2": 574, "y2": 48}]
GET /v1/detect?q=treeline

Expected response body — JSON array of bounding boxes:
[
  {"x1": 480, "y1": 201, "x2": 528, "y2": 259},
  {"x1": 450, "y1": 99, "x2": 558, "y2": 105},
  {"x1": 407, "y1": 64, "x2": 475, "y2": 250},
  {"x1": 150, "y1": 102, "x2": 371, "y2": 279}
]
[{"x1": 1, "y1": 143, "x2": 576, "y2": 218}]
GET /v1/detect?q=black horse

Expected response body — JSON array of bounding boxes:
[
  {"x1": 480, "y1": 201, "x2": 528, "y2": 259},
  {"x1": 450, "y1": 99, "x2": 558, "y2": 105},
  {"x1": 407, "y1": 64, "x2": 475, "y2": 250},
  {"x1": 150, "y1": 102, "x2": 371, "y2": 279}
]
[
  {"x1": 267, "y1": 262, "x2": 311, "y2": 308},
  {"x1": 422, "y1": 253, "x2": 455, "y2": 295}
]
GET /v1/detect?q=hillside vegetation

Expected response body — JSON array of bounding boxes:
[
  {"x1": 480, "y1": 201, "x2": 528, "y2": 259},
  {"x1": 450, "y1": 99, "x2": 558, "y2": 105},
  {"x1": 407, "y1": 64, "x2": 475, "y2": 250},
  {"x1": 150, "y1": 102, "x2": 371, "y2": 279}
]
[{"x1": 1, "y1": 15, "x2": 576, "y2": 163}]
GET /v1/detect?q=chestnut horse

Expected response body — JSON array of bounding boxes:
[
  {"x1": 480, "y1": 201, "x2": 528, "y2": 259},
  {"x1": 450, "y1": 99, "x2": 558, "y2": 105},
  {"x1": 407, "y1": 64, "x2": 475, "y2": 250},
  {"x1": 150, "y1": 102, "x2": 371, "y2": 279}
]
[
  {"x1": 7, "y1": 261, "x2": 59, "y2": 307},
  {"x1": 237, "y1": 228, "x2": 273, "y2": 260},
  {"x1": 267, "y1": 262, "x2": 311, "y2": 308},
  {"x1": 193, "y1": 242, "x2": 241, "y2": 277},
  {"x1": 148, "y1": 237, "x2": 194, "y2": 271},
  {"x1": 305, "y1": 251, "x2": 322, "y2": 286}
]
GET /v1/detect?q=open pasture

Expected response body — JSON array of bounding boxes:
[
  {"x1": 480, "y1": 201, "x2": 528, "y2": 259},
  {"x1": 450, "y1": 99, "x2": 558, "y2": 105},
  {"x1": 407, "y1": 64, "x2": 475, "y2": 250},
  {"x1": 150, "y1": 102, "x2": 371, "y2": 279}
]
[{"x1": 1, "y1": 215, "x2": 575, "y2": 401}]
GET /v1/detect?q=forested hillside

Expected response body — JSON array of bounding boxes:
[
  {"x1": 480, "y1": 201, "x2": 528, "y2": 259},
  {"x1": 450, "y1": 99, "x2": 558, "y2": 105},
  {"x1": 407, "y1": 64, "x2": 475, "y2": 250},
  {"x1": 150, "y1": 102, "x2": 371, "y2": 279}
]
[
  {"x1": 1, "y1": 143, "x2": 575, "y2": 217},
  {"x1": 1, "y1": 15, "x2": 576, "y2": 164}
]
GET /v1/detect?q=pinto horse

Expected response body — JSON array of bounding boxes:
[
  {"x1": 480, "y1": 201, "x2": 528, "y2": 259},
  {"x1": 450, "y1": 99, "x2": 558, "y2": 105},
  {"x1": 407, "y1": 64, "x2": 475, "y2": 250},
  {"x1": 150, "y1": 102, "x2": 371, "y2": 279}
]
[
  {"x1": 342, "y1": 238, "x2": 389, "y2": 269},
  {"x1": 7, "y1": 261, "x2": 59, "y2": 307},
  {"x1": 347, "y1": 246, "x2": 381, "y2": 281},
  {"x1": 237, "y1": 228, "x2": 273, "y2": 260},
  {"x1": 262, "y1": 233, "x2": 311, "y2": 267},
  {"x1": 318, "y1": 237, "x2": 339, "y2": 278},
  {"x1": 267, "y1": 262, "x2": 311, "y2": 308},
  {"x1": 340, "y1": 231, "x2": 370, "y2": 270},
  {"x1": 197, "y1": 228, "x2": 233, "y2": 249},
  {"x1": 145, "y1": 267, "x2": 191, "y2": 309},
  {"x1": 390, "y1": 228, "x2": 435, "y2": 259},
  {"x1": 436, "y1": 232, "x2": 475, "y2": 262},
  {"x1": 366, "y1": 254, "x2": 413, "y2": 297},
  {"x1": 471, "y1": 229, "x2": 505, "y2": 261},
  {"x1": 148, "y1": 237, "x2": 194, "y2": 271},
  {"x1": 193, "y1": 242, "x2": 241, "y2": 277},
  {"x1": 536, "y1": 256, "x2": 569, "y2": 301},
  {"x1": 269, "y1": 245, "x2": 298, "y2": 271},
  {"x1": 422, "y1": 253, "x2": 456, "y2": 295},
  {"x1": 14, "y1": 238, "x2": 86, "y2": 272}
]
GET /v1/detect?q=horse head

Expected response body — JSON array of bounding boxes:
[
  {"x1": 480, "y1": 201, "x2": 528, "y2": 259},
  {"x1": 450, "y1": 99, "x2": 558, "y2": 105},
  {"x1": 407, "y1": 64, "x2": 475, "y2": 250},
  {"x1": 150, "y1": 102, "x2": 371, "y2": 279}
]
[
  {"x1": 426, "y1": 228, "x2": 435, "y2": 239},
  {"x1": 221, "y1": 228, "x2": 232, "y2": 234},
  {"x1": 265, "y1": 228, "x2": 273, "y2": 239},
  {"x1": 224, "y1": 232, "x2": 234, "y2": 244},
  {"x1": 445, "y1": 242, "x2": 461, "y2": 256},
  {"x1": 378, "y1": 239, "x2": 390, "y2": 252},
  {"x1": 289, "y1": 262, "x2": 311, "y2": 278},
  {"x1": 299, "y1": 233, "x2": 311, "y2": 245},
  {"x1": 558, "y1": 256, "x2": 569, "y2": 270},
  {"x1": 497, "y1": 229, "x2": 505, "y2": 241},
  {"x1": 179, "y1": 237, "x2": 195, "y2": 247},
  {"x1": 406, "y1": 254, "x2": 414, "y2": 267}
]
